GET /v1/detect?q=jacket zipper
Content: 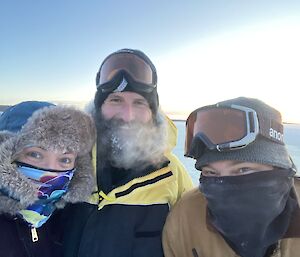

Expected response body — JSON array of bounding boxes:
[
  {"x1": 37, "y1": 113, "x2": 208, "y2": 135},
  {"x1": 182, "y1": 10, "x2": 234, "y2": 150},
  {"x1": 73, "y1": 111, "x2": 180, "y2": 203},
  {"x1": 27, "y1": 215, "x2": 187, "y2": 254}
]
[{"x1": 31, "y1": 227, "x2": 39, "y2": 242}]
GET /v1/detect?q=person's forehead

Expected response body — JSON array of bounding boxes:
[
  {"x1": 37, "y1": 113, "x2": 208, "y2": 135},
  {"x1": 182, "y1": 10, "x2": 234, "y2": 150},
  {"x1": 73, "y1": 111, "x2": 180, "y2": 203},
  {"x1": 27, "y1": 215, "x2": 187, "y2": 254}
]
[
  {"x1": 205, "y1": 160, "x2": 268, "y2": 169},
  {"x1": 205, "y1": 160, "x2": 240, "y2": 168},
  {"x1": 107, "y1": 91, "x2": 146, "y2": 101}
]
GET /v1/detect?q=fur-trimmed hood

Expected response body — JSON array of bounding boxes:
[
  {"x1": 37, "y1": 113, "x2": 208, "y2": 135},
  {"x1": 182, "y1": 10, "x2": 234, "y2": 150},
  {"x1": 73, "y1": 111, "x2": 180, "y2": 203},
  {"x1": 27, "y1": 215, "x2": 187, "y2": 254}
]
[
  {"x1": 14, "y1": 105, "x2": 96, "y2": 157},
  {"x1": 0, "y1": 103, "x2": 97, "y2": 215}
]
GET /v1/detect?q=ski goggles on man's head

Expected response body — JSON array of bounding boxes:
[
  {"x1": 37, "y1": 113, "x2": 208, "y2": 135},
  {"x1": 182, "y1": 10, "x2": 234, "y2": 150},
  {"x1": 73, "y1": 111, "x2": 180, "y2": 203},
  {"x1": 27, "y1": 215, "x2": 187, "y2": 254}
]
[
  {"x1": 96, "y1": 51, "x2": 157, "y2": 93},
  {"x1": 185, "y1": 104, "x2": 284, "y2": 157}
]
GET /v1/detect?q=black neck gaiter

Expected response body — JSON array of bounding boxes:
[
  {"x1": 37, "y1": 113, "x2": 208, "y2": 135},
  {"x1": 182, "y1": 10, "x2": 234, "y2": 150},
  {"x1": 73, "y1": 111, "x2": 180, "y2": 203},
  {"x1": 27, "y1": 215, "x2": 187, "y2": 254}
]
[{"x1": 199, "y1": 169, "x2": 297, "y2": 257}]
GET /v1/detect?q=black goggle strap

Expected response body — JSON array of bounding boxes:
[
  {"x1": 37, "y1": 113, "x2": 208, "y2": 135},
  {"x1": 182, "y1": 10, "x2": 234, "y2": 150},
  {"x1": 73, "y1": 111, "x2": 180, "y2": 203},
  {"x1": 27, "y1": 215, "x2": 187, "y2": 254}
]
[
  {"x1": 257, "y1": 113, "x2": 284, "y2": 145},
  {"x1": 97, "y1": 72, "x2": 156, "y2": 94}
]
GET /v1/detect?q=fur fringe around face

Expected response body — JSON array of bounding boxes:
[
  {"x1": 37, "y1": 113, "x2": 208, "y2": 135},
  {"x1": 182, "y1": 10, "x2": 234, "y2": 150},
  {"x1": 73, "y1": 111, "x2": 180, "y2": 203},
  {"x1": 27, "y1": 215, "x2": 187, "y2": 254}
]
[
  {"x1": 0, "y1": 132, "x2": 96, "y2": 215},
  {"x1": 14, "y1": 105, "x2": 96, "y2": 157},
  {"x1": 0, "y1": 107, "x2": 97, "y2": 215}
]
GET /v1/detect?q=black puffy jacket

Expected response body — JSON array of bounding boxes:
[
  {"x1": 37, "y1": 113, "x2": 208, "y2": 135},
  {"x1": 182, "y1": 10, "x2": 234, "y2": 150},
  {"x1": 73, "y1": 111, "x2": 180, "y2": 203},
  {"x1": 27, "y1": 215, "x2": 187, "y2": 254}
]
[{"x1": 0, "y1": 212, "x2": 63, "y2": 257}]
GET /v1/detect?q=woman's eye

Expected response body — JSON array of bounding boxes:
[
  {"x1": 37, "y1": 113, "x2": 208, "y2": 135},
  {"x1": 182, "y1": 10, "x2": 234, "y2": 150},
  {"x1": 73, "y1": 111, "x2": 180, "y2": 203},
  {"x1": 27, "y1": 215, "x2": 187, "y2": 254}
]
[
  {"x1": 59, "y1": 157, "x2": 75, "y2": 166},
  {"x1": 26, "y1": 151, "x2": 42, "y2": 159},
  {"x1": 60, "y1": 158, "x2": 72, "y2": 164}
]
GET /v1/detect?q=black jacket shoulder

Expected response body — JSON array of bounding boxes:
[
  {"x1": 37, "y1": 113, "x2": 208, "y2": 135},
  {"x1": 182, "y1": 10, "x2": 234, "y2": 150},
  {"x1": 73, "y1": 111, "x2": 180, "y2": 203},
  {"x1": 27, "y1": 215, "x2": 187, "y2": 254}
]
[{"x1": 0, "y1": 211, "x2": 63, "y2": 257}]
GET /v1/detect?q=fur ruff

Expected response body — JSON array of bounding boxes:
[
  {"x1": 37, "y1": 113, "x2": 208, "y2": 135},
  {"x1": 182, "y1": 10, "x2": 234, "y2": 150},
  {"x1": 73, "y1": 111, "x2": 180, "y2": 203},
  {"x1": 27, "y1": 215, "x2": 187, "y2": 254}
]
[
  {"x1": 14, "y1": 105, "x2": 96, "y2": 157},
  {"x1": 0, "y1": 134, "x2": 38, "y2": 214},
  {"x1": 0, "y1": 132, "x2": 96, "y2": 214},
  {"x1": 0, "y1": 105, "x2": 97, "y2": 215}
]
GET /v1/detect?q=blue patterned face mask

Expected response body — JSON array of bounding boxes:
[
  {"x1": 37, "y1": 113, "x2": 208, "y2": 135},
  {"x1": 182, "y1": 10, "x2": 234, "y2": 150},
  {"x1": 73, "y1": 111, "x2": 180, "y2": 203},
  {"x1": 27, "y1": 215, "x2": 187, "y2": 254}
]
[{"x1": 16, "y1": 162, "x2": 75, "y2": 228}]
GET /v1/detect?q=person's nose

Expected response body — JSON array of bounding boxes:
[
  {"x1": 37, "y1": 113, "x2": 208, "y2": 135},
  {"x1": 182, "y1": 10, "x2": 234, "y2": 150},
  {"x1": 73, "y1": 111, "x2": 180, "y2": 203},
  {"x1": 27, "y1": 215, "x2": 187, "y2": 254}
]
[
  {"x1": 44, "y1": 158, "x2": 62, "y2": 171},
  {"x1": 119, "y1": 104, "x2": 135, "y2": 122}
]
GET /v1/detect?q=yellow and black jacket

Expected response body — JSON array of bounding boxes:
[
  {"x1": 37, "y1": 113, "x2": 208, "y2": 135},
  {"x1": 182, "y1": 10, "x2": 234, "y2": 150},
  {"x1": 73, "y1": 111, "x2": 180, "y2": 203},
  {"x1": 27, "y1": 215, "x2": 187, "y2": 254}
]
[{"x1": 62, "y1": 117, "x2": 193, "y2": 257}]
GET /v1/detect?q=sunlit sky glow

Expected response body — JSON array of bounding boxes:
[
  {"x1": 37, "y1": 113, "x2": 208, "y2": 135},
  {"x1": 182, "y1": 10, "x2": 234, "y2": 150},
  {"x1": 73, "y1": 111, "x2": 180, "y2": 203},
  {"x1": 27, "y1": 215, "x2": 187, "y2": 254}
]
[
  {"x1": 157, "y1": 17, "x2": 300, "y2": 122},
  {"x1": 1, "y1": 1, "x2": 300, "y2": 122}
]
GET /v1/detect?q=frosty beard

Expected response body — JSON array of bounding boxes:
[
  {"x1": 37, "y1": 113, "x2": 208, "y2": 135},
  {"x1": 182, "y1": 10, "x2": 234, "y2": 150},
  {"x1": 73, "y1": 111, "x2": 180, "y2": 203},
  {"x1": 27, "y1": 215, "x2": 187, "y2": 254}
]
[{"x1": 95, "y1": 112, "x2": 168, "y2": 170}]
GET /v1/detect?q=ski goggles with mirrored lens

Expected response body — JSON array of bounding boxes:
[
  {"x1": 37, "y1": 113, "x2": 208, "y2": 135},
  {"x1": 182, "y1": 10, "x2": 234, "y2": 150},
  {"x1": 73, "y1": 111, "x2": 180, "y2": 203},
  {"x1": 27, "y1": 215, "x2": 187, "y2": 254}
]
[
  {"x1": 185, "y1": 104, "x2": 284, "y2": 157},
  {"x1": 96, "y1": 52, "x2": 157, "y2": 93}
]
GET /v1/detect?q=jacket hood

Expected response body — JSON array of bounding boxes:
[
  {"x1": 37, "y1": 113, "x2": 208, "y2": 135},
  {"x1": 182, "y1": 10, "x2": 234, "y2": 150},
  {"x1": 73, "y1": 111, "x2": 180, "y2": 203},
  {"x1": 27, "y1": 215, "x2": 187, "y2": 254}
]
[
  {"x1": 0, "y1": 133, "x2": 38, "y2": 214},
  {"x1": 164, "y1": 113, "x2": 178, "y2": 152},
  {"x1": 0, "y1": 131, "x2": 96, "y2": 215},
  {"x1": 14, "y1": 105, "x2": 96, "y2": 157},
  {"x1": 0, "y1": 104, "x2": 97, "y2": 215}
]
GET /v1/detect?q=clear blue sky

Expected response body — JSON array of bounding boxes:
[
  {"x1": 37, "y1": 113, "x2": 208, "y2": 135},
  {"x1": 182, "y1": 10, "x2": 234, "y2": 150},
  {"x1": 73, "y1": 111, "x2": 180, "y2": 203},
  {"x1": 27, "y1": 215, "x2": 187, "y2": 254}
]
[{"x1": 1, "y1": 1, "x2": 300, "y2": 121}]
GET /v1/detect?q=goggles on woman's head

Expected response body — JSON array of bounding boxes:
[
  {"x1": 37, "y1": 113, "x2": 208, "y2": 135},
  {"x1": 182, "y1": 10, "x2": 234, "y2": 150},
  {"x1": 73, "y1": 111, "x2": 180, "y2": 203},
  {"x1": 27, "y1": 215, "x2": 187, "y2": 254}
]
[
  {"x1": 96, "y1": 51, "x2": 157, "y2": 93},
  {"x1": 185, "y1": 104, "x2": 284, "y2": 157}
]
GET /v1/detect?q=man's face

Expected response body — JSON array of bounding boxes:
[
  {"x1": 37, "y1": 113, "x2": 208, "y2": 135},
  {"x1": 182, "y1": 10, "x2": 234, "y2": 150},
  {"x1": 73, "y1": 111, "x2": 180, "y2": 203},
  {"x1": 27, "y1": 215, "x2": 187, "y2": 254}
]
[
  {"x1": 95, "y1": 93, "x2": 166, "y2": 170},
  {"x1": 201, "y1": 160, "x2": 273, "y2": 177},
  {"x1": 101, "y1": 91, "x2": 152, "y2": 123}
]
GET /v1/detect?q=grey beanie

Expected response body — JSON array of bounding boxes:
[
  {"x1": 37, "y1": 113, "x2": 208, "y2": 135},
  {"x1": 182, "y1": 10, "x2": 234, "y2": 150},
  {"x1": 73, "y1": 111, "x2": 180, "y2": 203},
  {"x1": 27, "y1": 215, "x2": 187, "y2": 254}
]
[
  {"x1": 94, "y1": 48, "x2": 159, "y2": 115},
  {"x1": 194, "y1": 97, "x2": 293, "y2": 170}
]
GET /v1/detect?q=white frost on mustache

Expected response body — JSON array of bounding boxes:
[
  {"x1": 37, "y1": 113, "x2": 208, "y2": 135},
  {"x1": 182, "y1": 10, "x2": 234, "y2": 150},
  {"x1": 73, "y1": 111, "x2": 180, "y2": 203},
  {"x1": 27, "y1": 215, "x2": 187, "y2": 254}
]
[{"x1": 100, "y1": 115, "x2": 168, "y2": 170}]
